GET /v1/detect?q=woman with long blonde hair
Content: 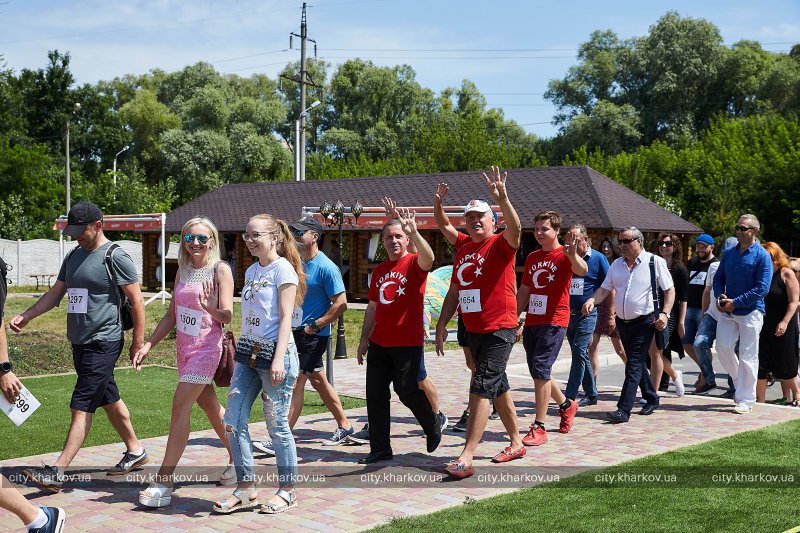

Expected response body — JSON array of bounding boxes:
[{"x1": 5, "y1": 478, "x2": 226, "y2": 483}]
[
  {"x1": 212, "y1": 214, "x2": 306, "y2": 515},
  {"x1": 135, "y1": 216, "x2": 235, "y2": 507}
]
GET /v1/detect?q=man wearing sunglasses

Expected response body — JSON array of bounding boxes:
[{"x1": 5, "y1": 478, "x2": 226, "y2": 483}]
[
  {"x1": 712, "y1": 214, "x2": 772, "y2": 414},
  {"x1": 582, "y1": 227, "x2": 674, "y2": 423},
  {"x1": 10, "y1": 201, "x2": 147, "y2": 492}
]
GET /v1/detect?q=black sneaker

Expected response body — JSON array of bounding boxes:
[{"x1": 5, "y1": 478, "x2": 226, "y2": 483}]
[
  {"x1": 29, "y1": 506, "x2": 66, "y2": 533},
  {"x1": 452, "y1": 410, "x2": 469, "y2": 432},
  {"x1": 427, "y1": 412, "x2": 445, "y2": 453},
  {"x1": 438, "y1": 412, "x2": 449, "y2": 432},
  {"x1": 23, "y1": 465, "x2": 64, "y2": 493},
  {"x1": 107, "y1": 449, "x2": 149, "y2": 476}
]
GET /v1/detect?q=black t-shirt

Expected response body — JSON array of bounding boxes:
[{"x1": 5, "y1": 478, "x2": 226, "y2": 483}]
[{"x1": 686, "y1": 256, "x2": 718, "y2": 308}]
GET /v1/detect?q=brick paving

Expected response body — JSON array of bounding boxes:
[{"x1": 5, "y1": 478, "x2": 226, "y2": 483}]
[{"x1": 2, "y1": 339, "x2": 799, "y2": 531}]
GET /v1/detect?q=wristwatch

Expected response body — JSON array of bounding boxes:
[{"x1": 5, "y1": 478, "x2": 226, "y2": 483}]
[
  {"x1": 0, "y1": 361, "x2": 12, "y2": 374},
  {"x1": 309, "y1": 320, "x2": 322, "y2": 333}
]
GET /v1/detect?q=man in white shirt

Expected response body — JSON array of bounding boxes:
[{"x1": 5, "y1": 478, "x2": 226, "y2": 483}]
[{"x1": 583, "y1": 227, "x2": 675, "y2": 422}]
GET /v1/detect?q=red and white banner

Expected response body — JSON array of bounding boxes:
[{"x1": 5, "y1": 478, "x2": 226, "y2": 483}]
[{"x1": 53, "y1": 214, "x2": 163, "y2": 232}]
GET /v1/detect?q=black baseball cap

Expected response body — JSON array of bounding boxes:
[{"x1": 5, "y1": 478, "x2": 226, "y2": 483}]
[
  {"x1": 63, "y1": 201, "x2": 103, "y2": 237},
  {"x1": 290, "y1": 217, "x2": 324, "y2": 235}
]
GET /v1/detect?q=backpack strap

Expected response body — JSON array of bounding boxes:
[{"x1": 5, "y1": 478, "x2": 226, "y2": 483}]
[
  {"x1": 649, "y1": 255, "x2": 661, "y2": 314},
  {"x1": 104, "y1": 244, "x2": 126, "y2": 323}
]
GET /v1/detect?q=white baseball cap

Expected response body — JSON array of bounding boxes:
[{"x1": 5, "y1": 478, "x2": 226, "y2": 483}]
[{"x1": 463, "y1": 199, "x2": 491, "y2": 216}]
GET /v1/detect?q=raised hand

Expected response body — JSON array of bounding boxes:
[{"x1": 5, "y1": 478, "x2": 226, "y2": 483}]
[
  {"x1": 481, "y1": 166, "x2": 508, "y2": 202},
  {"x1": 563, "y1": 232, "x2": 579, "y2": 258},
  {"x1": 396, "y1": 206, "x2": 418, "y2": 236},
  {"x1": 434, "y1": 183, "x2": 449, "y2": 205},
  {"x1": 199, "y1": 279, "x2": 217, "y2": 312},
  {"x1": 382, "y1": 196, "x2": 400, "y2": 220}
]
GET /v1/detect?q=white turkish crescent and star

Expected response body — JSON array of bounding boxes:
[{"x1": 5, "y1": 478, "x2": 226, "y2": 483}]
[
  {"x1": 456, "y1": 262, "x2": 475, "y2": 286},
  {"x1": 379, "y1": 280, "x2": 398, "y2": 304},
  {"x1": 531, "y1": 268, "x2": 555, "y2": 289}
]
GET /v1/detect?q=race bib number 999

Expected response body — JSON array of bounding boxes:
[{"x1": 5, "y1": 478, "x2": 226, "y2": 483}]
[{"x1": 0, "y1": 386, "x2": 41, "y2": 426}]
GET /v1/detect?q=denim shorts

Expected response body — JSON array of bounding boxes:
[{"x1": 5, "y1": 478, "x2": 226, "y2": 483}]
[
  {"x1": 293, "y1": 330, "x2": 327, "y2": 375},
  {"x1": 681, "y1": 307, "x2": 703, "y2": 344},
  {"x1": 466, "y1": 328, "x2": 516, "y2": 399},
  {"x1": 417, "y1": 352, "x2": 428, "y2": 382},
  {"x1": 523, "y1": 324, "x2": 567, "y2": 380},
  {"x1": 71, "y1": 339, "x2": 124, "y2": 413}
]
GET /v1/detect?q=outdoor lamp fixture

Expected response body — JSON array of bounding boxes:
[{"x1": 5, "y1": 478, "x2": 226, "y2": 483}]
[
  {"x1": 320, "y1": 199, "x2": 362, "y2": 359},
  {"x1": 295, "y1": 100, "x2": 322, "y2": 182},
  {"x1": 113, "y1": 145, "x2": 131, "y2": 189},
  {"x1": 65, "y1": 102, "x2": 81, "y2": 215}
]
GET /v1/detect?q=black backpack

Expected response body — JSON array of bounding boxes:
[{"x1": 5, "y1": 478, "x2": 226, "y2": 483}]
[{"x1": 103, "y1": 244, "x2": 134, "y2": 331}]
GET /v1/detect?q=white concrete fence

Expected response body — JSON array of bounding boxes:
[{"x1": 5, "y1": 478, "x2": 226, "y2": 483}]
[{"x1": 0, "y1": 238, "x2": 143, "y2": 286}]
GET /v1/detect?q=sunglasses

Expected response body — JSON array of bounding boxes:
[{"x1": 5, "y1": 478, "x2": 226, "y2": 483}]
[
  {"x1": 735, "y1": 225, "x2": 756, "y2": 232},
  {"x1": 618, "y1": 238, "x2": 638, "y2": 245},
  {"x1": 292, "y1": 229, "x2": 307, "y2": 238},
  {"x1": 658, "y1": 241, "x2": 673, "y2": 247},
  {"x1": 184, "y1": 233, "x2": 210, "y2": 244}
]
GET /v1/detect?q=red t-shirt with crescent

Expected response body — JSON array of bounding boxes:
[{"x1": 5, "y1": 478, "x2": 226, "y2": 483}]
[
  {"x1": 450, "y1": 232, "x2": 518, "y2": 333},
  {"x1": 368, "y1": 253, "x2": 429, "y2": 347},
  {"x1": 521, "y1": 246, "x2": 572, "y2": 327}
]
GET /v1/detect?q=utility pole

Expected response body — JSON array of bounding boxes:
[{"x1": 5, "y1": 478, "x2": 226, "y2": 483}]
[{"x1": 283, "y1": 2, "x2": 320, "y2": 181}]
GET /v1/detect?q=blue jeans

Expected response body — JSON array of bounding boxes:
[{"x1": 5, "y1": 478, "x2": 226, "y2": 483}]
[
  {"x1": 565, "y1": 310, "x2": 598, "y2": 400},
  {"x1": 693, "y1": 314, "x2": 718, "y2": 386},
  {"x1": 224, "y1": 344, "x2": 299, "y2": 487}
]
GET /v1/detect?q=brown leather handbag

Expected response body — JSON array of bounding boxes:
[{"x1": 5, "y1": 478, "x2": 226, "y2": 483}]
[{"x1": 213, "y1": 262, "x2": 235, "y2": 387}]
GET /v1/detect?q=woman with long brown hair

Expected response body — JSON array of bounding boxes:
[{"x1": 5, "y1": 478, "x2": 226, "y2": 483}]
[
  {"x1": 649, "y1": 233, "x2": 687, "y2": 395},
  {"x1": 757, "y1": 243, "x2": 799, "y2": 405},
  {"x1": 212, "y1": 214, "x2": 306, "y2": 515}
]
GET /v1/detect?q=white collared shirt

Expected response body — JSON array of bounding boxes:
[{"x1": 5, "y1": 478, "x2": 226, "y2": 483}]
[{"x1": 601, "y1": 250, "x2": 674, "y2": 320}]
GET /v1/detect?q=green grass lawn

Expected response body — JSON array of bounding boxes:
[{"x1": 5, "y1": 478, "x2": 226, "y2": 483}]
[
  {"x1": 371, "y1": 418, "x2": 800, "y2": 533},
  {"x1": 0, "y1": 366, "x2": 365, "y2": 460},
  {"x1": 3, "y1": 295, "x2": 460, "y2": 376}
]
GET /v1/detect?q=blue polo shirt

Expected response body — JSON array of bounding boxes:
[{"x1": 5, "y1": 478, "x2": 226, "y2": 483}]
[
  {"x1": 712, "y1": 241, "x2": 772, "y2": 315},
  {"x1": 300, "y1": 252, "x2": 346, "y2": 336},
  {"x1": 570, "y1": 249, "x2": 609, "y2": 312}
]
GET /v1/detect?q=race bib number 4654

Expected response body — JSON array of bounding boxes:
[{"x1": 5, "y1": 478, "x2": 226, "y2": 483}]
[{"x1": 459, "y1": 289, "x2": 482, "y2": 313}]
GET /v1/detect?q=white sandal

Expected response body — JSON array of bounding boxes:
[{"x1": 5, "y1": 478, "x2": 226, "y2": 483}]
[
  {"x1": 259, "y1": 489, "x2": 297, "y2": 514},
  {"x1": 139, "y1": 482, "x2": 172, "y2": 508},
  {"x1": 212, "y1": 487, "x2": 258, "y2": 514},
  {"x1": 219, "y1": 463, "x2": 236, "y2": 486}
]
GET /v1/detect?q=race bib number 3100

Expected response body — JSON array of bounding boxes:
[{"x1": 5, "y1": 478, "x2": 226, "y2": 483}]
[
  {"x1": 176, "y1": 305, "x2": 202, "y2": 337},
  {"x1": 0, "y1": 386, "x2": 41, "y2": 426},
  {"x1": 67, "y1": 288, "x2": 88, "y2": 314}
]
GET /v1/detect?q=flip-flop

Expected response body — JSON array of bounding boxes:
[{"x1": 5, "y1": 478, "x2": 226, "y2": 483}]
[
  {"x1": 444, "y1": 460, "x2": 475, "y2": 479},
  {"x1": 491, "y1": 446, "x2": 526, "y2": 463}
]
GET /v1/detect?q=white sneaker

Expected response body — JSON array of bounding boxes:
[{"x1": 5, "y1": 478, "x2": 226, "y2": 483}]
[
  {"x1": 673, "y1": 370, "x2": 685, "y2": 397},
  {"x1": 733, "y1": 403, "x2": 752, "y2": 414},
  {"x1": 252, "y1": 439, "x2": 275, "y2": 456}
]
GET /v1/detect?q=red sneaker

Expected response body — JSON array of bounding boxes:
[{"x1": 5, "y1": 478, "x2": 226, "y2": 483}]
[
  {"x1": 559, "y1": 400, "x2": 579, "y2": 433},
  {"x1": 491, "y1": 446, "x2": 527, "y2": 463},
  {"x1": 521, "y1": 424, "x2": 547, "y2": 446}
]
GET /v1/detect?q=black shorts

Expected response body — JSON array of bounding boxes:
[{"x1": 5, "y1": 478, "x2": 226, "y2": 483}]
[
  {"x1": 457, "y1": 315, "x2": 468, "y2": 347},
  {"x1": 523, "y1": 324, "x2": 567, "y2": 380},
  {"x1": 71, "y1": 339, "x2": 124, "y2": 413},
  {"x1": 293, "y1": 330, "x2": 328, "y2": 375},
  {"x1": 466, "y1": 328, "x2": 516, "y2": 399}
]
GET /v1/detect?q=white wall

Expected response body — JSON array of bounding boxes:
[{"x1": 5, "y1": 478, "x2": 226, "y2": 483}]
[{"x1": 0, "y1": 238, "x2": 143, "y2": 285}]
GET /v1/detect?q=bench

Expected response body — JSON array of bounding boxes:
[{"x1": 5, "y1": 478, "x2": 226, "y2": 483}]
[{"x1": 29, "y1": 273, "x2": 57, "y2": 291}]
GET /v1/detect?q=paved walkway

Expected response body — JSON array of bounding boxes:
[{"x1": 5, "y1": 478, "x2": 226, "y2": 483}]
[{"x1": 2, "y1": 340, "x2": 799, "y2": 532}]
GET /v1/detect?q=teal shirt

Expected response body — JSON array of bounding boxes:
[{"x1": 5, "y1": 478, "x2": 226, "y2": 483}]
[{"x1": 57, "y1": 242, "x2": 138, "y2": 345}]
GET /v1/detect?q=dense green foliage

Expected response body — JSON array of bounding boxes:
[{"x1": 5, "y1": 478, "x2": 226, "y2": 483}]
[{"x1": 0, "y1": 11, "x2": 798, "y2": 244}]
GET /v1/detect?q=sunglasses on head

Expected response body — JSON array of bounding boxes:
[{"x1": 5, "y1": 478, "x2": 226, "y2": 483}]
[
  {"x1": 184, "y1": 233, "x2": 210, "y2": 245},
  {"x1": 618, "y1": 238, "x2": 637, "y2": 245},
  {"x1": 735, "y1": 225, "x2": 755, "y2": 232},
  {"x1": 658, "y1": 240, "x2": 673, "y2": 247}
]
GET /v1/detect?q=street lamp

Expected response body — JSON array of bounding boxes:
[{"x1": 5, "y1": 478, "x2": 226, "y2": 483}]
[
  {"x1": 65, "y1": 102, "x2": 81, "y2": 215},
  {"x1": 113, "y1": 145, "x2": 130, "y2": 188},
  {"x1": 320, "y1": 199, "x2": 363, "y2": 360},
  {"x1": 295, "y1": 99, "x2": 321, "y2": 182}
]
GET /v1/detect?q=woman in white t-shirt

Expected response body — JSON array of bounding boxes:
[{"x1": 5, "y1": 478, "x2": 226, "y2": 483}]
[{"x1": 212, "y1": 214, "x2": 306, "y2": 515}]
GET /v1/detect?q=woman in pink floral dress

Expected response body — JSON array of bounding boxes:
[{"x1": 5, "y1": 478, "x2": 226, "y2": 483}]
[{"x1": 134, "y1": 217, "x2": 235, "y2": 508}]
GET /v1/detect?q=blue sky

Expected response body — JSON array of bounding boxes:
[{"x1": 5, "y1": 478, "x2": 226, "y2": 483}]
[{"x1": 1, "y1": 0, "x2": 797, "y2": 138}]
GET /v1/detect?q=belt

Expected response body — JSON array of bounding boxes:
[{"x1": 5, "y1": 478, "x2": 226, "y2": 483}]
[{"x1": 616, "y1": 314, "x2": 650, "y2": 325}]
